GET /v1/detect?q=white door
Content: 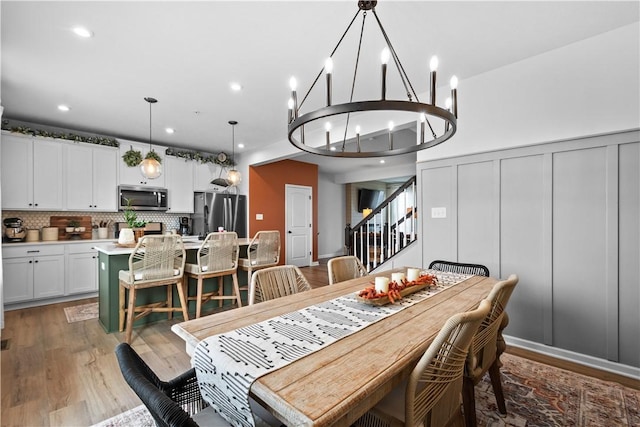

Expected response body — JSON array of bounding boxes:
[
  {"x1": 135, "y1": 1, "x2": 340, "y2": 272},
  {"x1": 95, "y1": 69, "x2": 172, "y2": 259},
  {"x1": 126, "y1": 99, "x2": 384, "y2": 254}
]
[{"x1": 285, "y1": 184, "x2": 312, "y2": 267}]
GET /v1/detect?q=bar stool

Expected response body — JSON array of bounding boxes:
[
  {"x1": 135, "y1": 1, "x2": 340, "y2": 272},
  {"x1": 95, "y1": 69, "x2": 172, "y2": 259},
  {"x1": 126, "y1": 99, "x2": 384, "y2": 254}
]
[
  {"x1": 238, "y1": 230, "x2": 281, "y2": 300},
  {"x1": 183, "y1": 231, "x2": 242, "y2": 318},
  {"x1": 118, "y1": 234, "x2": 187, "y2": 344}
]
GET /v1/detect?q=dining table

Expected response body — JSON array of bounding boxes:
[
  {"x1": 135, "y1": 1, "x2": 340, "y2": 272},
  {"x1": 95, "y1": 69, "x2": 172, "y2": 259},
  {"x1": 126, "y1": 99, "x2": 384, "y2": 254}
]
[{"x1": 171, "y1": 267, "x2": 499, "y2": 427}]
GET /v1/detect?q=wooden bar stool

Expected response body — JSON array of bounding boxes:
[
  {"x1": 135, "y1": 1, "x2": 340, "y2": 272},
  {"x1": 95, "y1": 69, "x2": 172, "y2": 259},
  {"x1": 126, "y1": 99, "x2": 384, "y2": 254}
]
[
  {"x1": 238, "y1": 230, "x2": 281, "y2": 300},
  {"x1": 118, "y1": 235, "x2": 188, "y2": 344},
  {"x1": 183, "y1": 231, "x2": 242, "y2": 318}
]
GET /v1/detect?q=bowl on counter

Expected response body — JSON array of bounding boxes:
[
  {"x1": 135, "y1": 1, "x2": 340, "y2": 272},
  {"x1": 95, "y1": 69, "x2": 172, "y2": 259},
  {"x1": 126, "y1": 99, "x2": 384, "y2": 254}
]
[
  {"x1": 41, "y1": 227, "x2": 59, "y2": 241},
  {"x1": 25, "y1": 229, "x2": 40, "y2": 242}
]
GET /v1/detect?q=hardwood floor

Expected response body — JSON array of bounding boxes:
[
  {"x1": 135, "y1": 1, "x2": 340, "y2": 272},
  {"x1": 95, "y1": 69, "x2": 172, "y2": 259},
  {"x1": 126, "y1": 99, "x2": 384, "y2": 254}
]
[{"x1": 1, "y1": 259, "x2": 636, "y2": 426}]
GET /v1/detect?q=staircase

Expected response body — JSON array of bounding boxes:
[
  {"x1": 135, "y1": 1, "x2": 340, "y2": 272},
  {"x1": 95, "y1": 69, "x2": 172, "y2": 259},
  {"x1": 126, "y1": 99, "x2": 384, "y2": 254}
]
[{"x1": 345, "y1": 176, "x2": 417, "y2": 271}]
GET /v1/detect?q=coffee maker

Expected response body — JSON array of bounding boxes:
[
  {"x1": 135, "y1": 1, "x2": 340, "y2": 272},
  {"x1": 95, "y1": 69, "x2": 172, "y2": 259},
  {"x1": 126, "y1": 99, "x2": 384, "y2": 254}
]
[
  {"x1": 179, "y1": 217, "x2": 191, "y2": 236},
  {"x1": 4, "y1": 217, "x2": 26, "y2": 242}
]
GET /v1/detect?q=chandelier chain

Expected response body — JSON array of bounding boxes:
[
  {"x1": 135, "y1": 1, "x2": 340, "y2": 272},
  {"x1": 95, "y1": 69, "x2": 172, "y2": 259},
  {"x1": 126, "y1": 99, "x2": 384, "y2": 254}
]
[{"x1": 299, "y1": 9, "x2": 362, "y2": 110}]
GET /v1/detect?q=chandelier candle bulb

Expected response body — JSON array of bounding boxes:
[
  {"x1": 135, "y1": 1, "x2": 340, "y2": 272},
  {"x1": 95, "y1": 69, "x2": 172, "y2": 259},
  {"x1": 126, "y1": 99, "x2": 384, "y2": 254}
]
[
  {"x1": 450, "y1": 75, "x2": 459, "y2": 118},
  {"x1": 388, "y1": 121, "x2": 394, "y2": 150},
  {"x1": 420, "y1": 113, "x2": 426, "y2": 144},
  {"x1": 445, "y1": 97, "x2": 452, "y2": 132},
  {"x1": 325, "y1": 122, "x2": 331, "y2": 150},
  {"x1": 289, "y1": 77, "x2": 298, "y2": 118},
  {"x1": 356, "y1": 125, "x2": 361, "y2": 152},
  {"x1": 380, "y1": 48, "x2": 390, "y2": 100},
  {"x1": 407, "y1": 268, "x2": 420, "y2": 282},
  {"x1": 374, "y1": 276, "x2": 390, "y2": 294},
  {"x1": 325, "y1": 57, "x2": 333, "y2": 106},
  {"x1": 287, "y1": 98, "x2": 294, "y2": 123},
  {"x1": 429, "y1": 56, "x2": 438, "y2": 105}
]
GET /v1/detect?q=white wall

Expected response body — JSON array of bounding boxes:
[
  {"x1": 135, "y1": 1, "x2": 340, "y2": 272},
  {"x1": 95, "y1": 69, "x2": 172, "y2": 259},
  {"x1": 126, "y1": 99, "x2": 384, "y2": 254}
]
[
  {"x1": 317, "y1": 172, "x2": 345, "y2": 258},
  {"x1": 418, "y1": 22, "x2": 640, "y2": 162}
]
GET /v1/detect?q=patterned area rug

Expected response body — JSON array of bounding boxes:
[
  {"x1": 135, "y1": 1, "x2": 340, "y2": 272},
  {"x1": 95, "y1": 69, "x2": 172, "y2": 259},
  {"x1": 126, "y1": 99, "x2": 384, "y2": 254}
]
[
  {"x1": 92, "y1": 353, "x2": 639, "y2": 426},
  {"x1": 63, "y1": 302, "x2": 98, "y2": 323}
]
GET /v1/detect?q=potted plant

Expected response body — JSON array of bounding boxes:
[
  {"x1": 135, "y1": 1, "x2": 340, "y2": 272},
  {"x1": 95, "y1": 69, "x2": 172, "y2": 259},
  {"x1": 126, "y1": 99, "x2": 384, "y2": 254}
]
[
  {"x1": 122, "y1": 145, "x2": 143, "y2": 167},
  {"x1": 144, "y1": 150, "x2": 162, "y2": 163},
  {"x1": 67, "y1": 219, "x2": 80, "y2": 233},
  {"x1": 123, "y1": 198, "x2": 147, "y2": 241}
]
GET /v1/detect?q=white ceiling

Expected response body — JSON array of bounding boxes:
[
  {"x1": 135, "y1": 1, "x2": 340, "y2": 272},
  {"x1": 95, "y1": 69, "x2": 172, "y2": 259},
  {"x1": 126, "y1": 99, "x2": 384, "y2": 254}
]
[{"x1": 2, "y1": 1, "x2": 638, "y2": 176}]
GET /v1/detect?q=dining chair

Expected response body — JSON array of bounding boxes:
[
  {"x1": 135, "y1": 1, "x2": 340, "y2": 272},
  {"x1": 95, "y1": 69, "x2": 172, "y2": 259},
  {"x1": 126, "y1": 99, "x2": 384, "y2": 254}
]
[
  {"x1": 462, "y1": 274, "x2": 519, "y2": 427},
  {"x1": 354, "y1": 299, "x2": 491, "y2": 427},
  {"x1": 184, "y1": 232, "x2": 242, "y2": 318},
  {"x1": 238, "y1": 230, "x2": 281, "y2": 300},
  {"x1": 327, "y1": 255, "x2": 368, "y2": 285},
  {"x1": 248, "y1": 265, "x2": 312, "y2": 305},
  {"x1": 428, "y1": 259, "x2": 490, "y2": 277},
  {"x1": 115, "y1": 343, "x2": 283, "y2": 427},
  {"x1": 118, "y1": 234, "x2": 188, "y2": 344}
]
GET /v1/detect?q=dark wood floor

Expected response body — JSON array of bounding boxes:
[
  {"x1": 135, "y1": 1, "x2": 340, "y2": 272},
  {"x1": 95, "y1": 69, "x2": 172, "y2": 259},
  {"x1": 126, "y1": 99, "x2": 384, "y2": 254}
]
[{"x1": 1, "y1": 259, "x2": 636, "y2": 426}]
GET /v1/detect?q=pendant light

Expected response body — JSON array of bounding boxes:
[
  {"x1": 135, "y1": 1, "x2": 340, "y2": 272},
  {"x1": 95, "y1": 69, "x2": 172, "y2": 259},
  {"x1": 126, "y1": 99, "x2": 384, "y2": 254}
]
[
  {"x1": 140, "y1": 97, "x2": 162, "y2": 179},
  {"x1": 226, "y1": 120, "x2": 241, "y2": 186}
]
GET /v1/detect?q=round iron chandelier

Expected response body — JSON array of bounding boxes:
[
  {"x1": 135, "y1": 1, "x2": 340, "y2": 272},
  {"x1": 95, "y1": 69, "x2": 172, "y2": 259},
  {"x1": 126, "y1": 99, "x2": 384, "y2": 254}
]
[{"x1": 287, "y1": 0, "x2": 458, "y2": 158}]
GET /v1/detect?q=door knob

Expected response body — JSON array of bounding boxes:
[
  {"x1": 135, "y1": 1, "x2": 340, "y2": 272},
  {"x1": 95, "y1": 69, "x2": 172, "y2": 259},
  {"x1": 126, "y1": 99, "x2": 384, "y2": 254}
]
[{"x1": 288, "y1": 231, "x2": 292, "y2": 234}]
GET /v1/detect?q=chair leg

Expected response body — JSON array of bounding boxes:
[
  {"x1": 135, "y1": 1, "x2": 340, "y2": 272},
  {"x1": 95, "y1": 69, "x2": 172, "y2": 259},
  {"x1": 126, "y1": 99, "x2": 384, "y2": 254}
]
[
  {"x1": 218, "y1": 277, "x2": 224, "y2": 308},
  {"x1": 118, "y1": 282, "x2": 126, "y2": 332},
  {"x1": 125, "y1": 287, "x2": 137, "y2": 344},
  {"x1": 232, "y1": 272, "x2": 242, "y2": 308},
  {"x1": 462, "y1": 376, "x2": 477, "y2": 427},
  {"x1": 167, "y1": 283, "x2": 173, "y2": 321},
  {"x1": 196, "y1": 276, "x2": 204, "y2": 319},
  {"x1": 488, "y1": 360, "x2": 507, "y2": 414},
  {"x1": 176, "y1": 279, "x2": 189, "y2": 322}
]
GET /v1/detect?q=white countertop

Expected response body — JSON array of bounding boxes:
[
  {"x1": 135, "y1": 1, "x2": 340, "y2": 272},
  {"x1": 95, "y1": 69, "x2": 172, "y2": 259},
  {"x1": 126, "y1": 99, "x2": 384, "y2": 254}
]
[
  {"x1": 2, "y1": 238, "x2": 117, "y2": 247},
  {"x1": 93, "y1": 236, "x2": 250, "y2": 255}
]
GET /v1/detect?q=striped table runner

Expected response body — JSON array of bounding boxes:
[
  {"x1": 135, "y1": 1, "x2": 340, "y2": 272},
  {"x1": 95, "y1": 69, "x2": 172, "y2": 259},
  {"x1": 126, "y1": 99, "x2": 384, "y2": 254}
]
[{"x1": 192, "y1": 271, "x2": 471, "y2": 427}]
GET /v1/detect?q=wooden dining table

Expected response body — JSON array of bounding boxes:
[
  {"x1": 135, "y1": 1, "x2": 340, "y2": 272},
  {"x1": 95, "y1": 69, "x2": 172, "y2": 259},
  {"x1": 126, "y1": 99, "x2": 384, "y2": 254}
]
[{"x1": 171, "y1": 268, "x2": 498, "y2": 427}]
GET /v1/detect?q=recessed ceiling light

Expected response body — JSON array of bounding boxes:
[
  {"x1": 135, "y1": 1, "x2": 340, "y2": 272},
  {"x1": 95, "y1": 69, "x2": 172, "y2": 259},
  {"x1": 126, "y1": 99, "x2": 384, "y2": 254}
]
[
  {"x1": 237, "y1": 143, "x2": 245, "y2": 149},
  {"x1": 57, "y1": 104, "x2": 70, "y2": 112},
  {"x1": 230, "y1": 82, "x2": 242, "y2": 92},
  {"x1": 379, "y1": 160, "x2": 385, "y2": 164},
  {"x1": 72, "y1": 26, "x2": 93, "y2": 38},
  {"x1": 165, "y1": 128, "x2": 175, "y2": 134}
]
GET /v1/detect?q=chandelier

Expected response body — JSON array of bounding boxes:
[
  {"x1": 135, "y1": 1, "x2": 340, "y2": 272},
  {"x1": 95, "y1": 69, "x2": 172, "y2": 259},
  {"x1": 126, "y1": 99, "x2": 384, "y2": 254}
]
[{"x1": 287, "y1": 0, "x2": 458, "y2": 158}]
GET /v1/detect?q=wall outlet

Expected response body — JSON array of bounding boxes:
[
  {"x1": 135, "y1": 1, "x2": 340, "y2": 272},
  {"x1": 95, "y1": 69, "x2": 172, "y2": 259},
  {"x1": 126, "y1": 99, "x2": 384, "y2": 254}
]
[
  {"x1": 256, "y1": 213, "x2": 264, "y2": 220},
  {"x1": 431, "y1": 207, "x2": 447, "y2": 218}
]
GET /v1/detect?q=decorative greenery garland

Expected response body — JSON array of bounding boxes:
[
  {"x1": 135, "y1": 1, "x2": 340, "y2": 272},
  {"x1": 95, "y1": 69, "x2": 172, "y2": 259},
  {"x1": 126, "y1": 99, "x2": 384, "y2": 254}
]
[
  {"x1": 1, "y1": 120, "x2": 119, "y2": 147},
  {"x1": 165, "y1": 147, "x2": 235, "y2": 167},
  {"x1": 145, "y1": 150, "x2": 162, "y2": 163}
]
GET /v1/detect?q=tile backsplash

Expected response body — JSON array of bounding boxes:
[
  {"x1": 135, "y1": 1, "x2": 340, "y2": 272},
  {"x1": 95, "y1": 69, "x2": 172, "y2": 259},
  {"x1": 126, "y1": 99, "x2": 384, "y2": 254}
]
[{"x1": 2, "y1": 211, "x2": 186, "y2": 238}]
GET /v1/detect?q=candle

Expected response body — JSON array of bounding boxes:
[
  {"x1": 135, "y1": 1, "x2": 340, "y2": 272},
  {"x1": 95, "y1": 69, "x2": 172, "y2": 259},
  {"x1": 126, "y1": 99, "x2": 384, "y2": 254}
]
[
  {"x1": 407, "y1": 268, "x2": 420, "y2": 282},
  {"x1": 391, "y1": 272, "x2": 405, "y2": 283},
  {"x1": 429, "y1": 55, "x2": 438, "y2": 105},
  {"x1": 419, "y1": 113, "x2": 425, "y2": 144},
  {"x1": 289, "y1": 76, "x2": 298, "y2": 119},
  {"x1": 325, "y1": 122, "x2": 331, "y2": 150},
  {"x1": 381, "y1": 48, "x2": 390, "y2": 100},
  {"x1": 325, "y1": 57, "x2": 333, "y2": 107},
  {"x1": 375, "y1": 277, "x2": 390, "y2": 294},
  {"x1": 450, "y1": 75, "x2": 458, "y2": 118},
  {"x1": 388, "y1": 121, "x2": 394, "y2": 150},
  {"x1": 287, "y1": 98, "x2": 294, "y2": 123}
]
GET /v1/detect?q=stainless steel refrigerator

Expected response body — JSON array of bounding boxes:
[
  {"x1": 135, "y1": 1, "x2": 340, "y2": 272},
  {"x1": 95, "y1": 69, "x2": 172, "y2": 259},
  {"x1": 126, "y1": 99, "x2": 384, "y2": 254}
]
[{"x1": 191, "y1": 192, "x2": 247, "y2": 238}]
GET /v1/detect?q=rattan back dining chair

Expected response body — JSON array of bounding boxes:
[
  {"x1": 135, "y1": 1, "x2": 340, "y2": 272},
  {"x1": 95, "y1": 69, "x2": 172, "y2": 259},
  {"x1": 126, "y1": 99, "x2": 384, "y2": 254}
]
[
  {"x1": 184, "y1": 232, "x2": 242, "y2": 318},
  {"x1": 428, "y1": 260, "x2": 490, "y2": 277},
  {"x1": 327, "y1": 255, "x2": 368, "y2": 285},
  {"x1": 462, "y1": 274, "x2": 519, "y2": 427},
  {"x1": 354, "y1": 299, "x2": 491, "y2": 427},
  {"x1": 248, "y1": 265, "x2": 312, "y2": 305},
  {"x1": 118, "y1": 234, "x2": 187, "y2": 344},
  {"x1": 238, "y1": 230, "x2": 281, "y2": 300}
]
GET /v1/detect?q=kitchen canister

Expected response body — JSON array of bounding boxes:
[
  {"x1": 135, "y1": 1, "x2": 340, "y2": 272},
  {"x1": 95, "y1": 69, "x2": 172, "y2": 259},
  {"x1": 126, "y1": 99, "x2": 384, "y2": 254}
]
[
  {"x1": 25, "y1": 229, "x2": 40, "y2": 242},
  {"x1": 41, "y1": 227, "x2": 59, "y2": 241}
]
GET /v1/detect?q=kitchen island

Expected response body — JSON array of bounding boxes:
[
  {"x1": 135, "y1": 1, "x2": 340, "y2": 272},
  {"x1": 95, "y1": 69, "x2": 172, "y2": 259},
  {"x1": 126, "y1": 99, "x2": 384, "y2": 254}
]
[{"x1": 94, "y1": 236, "x2": 250, "y2": 333}]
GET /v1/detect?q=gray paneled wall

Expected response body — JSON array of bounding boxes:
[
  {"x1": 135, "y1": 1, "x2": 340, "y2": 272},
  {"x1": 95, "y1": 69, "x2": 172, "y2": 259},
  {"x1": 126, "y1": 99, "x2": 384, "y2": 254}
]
[{"x1": 418, "y1": 130, "x2": 639, "y2": 369}]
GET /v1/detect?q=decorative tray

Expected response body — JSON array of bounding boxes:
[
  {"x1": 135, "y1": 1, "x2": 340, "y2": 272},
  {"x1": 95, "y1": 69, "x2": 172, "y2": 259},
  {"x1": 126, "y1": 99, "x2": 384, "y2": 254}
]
[
  {"x1": 356, "y1": 283, "x2": 431, "y2": 306},
  {"x1": 115, "y1": 242, "x2": 137, "y2": 248}
]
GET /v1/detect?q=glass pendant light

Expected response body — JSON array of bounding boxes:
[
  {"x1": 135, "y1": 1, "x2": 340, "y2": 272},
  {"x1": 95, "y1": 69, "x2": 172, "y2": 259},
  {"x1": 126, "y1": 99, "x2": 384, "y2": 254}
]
[
  {"x1": 140, "y1": 97, "x2": 162, "y2": 179},
  {"x1": 226, "y1": 120, "x2": 241, "y2": 186}
]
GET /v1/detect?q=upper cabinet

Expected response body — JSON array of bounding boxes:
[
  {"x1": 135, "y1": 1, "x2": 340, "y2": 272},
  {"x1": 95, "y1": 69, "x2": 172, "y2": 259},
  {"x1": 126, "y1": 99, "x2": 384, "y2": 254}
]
[
  {"x1": 64, "y1": 143, "x2": 118, "y2": 211},
  {"x1": 118, "y1": 140, "x2": 166, "y2": 188},
  {"x1": 1, "y1": 133, "x2": 63, "y2": 210},
  {"x1": 194, "y1": 161, "x2": 227, "y2": 192},
  {"x1": 165, "y1": 156, "x2": 194, "y2": 213}
]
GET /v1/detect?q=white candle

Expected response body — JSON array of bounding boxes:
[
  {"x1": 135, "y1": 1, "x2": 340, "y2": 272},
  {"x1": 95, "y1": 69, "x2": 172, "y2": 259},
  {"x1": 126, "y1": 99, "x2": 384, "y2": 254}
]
[
  {"x1": 407, "y1": 268, "x2": 420, "y2": 282},
  {"x1": 391, "y1": 272, "x2": 405, "y2": 283},
  {"x1": 375, "y1": 277, "x2": 390, "y2": 294}
]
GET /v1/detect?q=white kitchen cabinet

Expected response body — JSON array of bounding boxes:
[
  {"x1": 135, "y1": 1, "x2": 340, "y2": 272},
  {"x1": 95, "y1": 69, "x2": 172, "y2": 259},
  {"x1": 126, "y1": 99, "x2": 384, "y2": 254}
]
[
  {"x1": 118, "y1": 140, "x2": 166, "y2": 187},
  {"x1": 2, "y1": 245, "x2": 65, "y2": 304},
  {"x1": 66, "y1": 243, "x2": 98, "y2": 294},
  {"x1": 1, "y1": 133, "x2": 63, "y2": 210},
  {"x1": 165, "y1": 155, "x2": 194, "y2": 213},
  {"x1": 194, "y1": 162, "x2": 228, "y2": 192},
  {"x1": 65, "y1": 143, "x2": 118, "y2": 211}
]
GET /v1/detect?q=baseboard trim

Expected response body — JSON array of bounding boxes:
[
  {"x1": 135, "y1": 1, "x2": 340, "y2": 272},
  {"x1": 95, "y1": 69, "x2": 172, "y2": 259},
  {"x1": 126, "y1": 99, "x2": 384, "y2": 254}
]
[
  {"x1": 318, "y1": 252, "x2": 343, "y2": 260},
  {"x1": 4, "y1": 292, "x2": 98, "y2": 311},
  {"x1": 505, "y1": 335, "x2": 640, "y2": 385},
  {"x1": 310, "y1": 261, "x2": 320, "y2": 267}
]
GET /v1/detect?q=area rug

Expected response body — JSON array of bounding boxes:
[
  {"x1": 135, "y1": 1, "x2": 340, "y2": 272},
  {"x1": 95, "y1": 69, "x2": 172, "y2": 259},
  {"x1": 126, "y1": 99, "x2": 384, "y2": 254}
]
[
  {"x1": 92, "y1": 353, "x2": 639, "y2": 426},
  {"x1": 63, "y1": 302, "x2": 98, "y2": 323}
]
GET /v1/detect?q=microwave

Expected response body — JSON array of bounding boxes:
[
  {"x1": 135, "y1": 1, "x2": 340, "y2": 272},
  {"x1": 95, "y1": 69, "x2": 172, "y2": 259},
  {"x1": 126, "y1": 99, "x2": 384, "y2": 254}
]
[{"x1": 118, "y1": 185, "x2": 168, "y2": 211}]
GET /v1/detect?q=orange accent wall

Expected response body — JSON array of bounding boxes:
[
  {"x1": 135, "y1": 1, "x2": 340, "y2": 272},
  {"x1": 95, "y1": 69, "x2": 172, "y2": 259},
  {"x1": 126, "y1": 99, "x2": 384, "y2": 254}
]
[{"x1": 249, "y1": 159, "x2": 318, "y2": 264}]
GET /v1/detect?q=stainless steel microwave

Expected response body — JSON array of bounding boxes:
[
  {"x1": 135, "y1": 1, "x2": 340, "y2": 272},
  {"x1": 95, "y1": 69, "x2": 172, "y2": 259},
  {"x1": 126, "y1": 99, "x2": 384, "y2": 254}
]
[{"x1": 118, "y1": 185, "x2": 168, "y2": 211}]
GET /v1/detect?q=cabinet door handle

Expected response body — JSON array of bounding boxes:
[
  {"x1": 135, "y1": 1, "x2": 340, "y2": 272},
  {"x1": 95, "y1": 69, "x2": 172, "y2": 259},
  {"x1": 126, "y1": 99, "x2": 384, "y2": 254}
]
[
  {"x1": 34, "y1": 203, "x2": 38, "y2": 206},
  {"x1": 29, "y1": 260, "x2": 33, "y2": 264},
  {"x1": 27, "y1": 250, "x2": 40, "y2": 253},
  {"x1": 34, "y1": 260, "x2": 39, "y2": 263}
]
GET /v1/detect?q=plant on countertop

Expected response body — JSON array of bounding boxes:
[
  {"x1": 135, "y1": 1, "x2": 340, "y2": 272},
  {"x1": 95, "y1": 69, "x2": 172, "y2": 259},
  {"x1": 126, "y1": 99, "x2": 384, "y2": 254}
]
[
  {"x1": 144, "y1": 150, "x2": 162, "y2": 163},
  {"x1": 165, "y1": 147, "x2": 235, "y2": 167},
  {"x1": 68, "y1": 219, "x2": 80, "y2": 228},
  {"x1": 123, "y1": 198, "x2": 147, "y2": 229},
  {"x1": 122, "y1": 146, "x2": 143, "y2": 167},
  {"x1": 1, "y1": 120, "x2": 119, "y2": 147}
]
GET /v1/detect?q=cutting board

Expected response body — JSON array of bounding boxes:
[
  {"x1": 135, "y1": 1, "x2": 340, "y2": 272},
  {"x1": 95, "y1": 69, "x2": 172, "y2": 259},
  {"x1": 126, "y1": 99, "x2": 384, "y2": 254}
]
[{"x1": 50, "y1": 216, "x2": 93, "y2": 240}]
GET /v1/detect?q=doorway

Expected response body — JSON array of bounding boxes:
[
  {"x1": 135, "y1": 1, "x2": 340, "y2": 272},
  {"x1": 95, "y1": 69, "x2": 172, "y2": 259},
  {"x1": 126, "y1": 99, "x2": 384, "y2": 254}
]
[{"x1": 285, "y1": 184, "x2": 312, "y2": 267}]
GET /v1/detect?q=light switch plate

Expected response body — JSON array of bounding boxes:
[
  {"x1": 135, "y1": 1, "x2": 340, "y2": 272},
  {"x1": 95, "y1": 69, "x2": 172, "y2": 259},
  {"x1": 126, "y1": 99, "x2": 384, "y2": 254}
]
[
  {"x1": 431, "y1": 207, "x2": 447, "y2": 218},
  {"x1": 256, "y1": 213, "x2": 264, "y2": 220}
]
